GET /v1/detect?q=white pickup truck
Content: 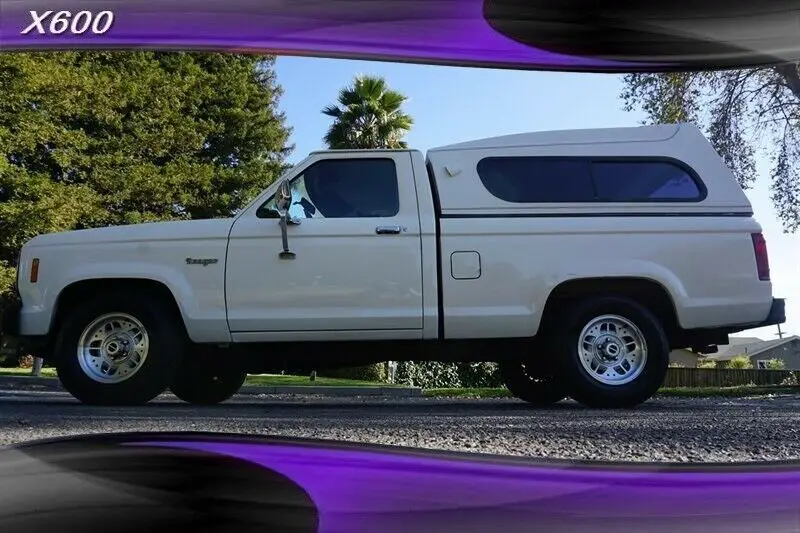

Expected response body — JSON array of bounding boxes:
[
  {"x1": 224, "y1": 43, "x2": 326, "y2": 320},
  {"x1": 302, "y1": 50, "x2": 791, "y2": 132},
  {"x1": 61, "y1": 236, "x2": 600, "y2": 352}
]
[{"x1": 1, "y1": 123, "x2": 785, "y2": 408}]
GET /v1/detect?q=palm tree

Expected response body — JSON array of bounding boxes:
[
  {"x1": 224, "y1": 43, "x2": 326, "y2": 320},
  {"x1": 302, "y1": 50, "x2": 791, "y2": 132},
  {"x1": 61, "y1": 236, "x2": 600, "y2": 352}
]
[{"x1": 322, "y1": 75, "x2": 413, "y2": 149}]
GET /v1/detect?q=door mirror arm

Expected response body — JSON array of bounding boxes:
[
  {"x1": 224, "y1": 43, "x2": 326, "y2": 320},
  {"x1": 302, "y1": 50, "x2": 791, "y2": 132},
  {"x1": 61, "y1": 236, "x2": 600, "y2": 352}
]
[{"x1": 275, "y1": 179, "x2": 297, "y2": 259}]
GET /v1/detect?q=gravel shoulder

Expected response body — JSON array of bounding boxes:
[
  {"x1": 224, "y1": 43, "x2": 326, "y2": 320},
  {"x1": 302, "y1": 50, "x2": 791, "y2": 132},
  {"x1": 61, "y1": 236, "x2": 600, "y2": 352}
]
[{"x1": 2, "y1": 389, "x2": 800, "y2": 463}]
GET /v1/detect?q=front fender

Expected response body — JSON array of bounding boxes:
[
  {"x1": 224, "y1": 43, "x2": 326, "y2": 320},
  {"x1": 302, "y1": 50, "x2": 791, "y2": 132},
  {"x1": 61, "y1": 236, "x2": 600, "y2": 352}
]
[
  {"x1": 19, "y1": 255, "x2": 230, "y2": 344},
  {"x1": 55, "y1": 261, "x2": 195, "y2": 321}
]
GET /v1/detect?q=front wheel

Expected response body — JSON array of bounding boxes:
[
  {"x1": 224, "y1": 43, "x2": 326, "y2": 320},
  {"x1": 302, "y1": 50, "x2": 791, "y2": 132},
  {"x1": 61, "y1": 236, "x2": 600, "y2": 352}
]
[
  {"x1": 553, "y1": 297, "x2": 669, "y2": 409},
  {"x1": 170, "y1": 351, "x2": 247, "y2": 405},
  {"x1": 53, "y1": 291, "x2": 184, "y2": 406}
]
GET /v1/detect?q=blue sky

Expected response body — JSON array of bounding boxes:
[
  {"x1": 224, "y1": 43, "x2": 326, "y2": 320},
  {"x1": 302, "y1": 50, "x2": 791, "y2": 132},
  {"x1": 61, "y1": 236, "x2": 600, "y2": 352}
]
[{"x1": 274, "y1": 56, "x2": 800, "y2": 341}]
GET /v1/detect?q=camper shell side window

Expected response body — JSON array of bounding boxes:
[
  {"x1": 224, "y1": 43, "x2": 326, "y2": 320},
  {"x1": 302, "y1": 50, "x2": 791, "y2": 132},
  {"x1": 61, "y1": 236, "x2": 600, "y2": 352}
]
[{"x1": 476, "y1": 156, "x2": 707, "y2": 204}]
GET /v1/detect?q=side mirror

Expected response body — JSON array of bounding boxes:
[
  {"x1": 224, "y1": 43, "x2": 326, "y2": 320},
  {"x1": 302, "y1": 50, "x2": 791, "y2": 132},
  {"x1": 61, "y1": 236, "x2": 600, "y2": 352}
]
[
  {"x1": 275, "y1": 180, "x2": 296, "y2": 260},
  {"x1": 275, "y1": 179, "x2": 292, "y2": 215}
]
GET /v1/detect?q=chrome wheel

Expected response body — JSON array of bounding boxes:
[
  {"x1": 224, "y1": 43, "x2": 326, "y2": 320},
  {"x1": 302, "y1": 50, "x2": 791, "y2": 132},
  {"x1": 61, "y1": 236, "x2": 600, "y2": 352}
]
[
  {"x1": 577, "y1": 314, "x2": 647, "y2": 386},
  {"x1": 77, "y1": 313, "x2": 150, "y2": 384}
]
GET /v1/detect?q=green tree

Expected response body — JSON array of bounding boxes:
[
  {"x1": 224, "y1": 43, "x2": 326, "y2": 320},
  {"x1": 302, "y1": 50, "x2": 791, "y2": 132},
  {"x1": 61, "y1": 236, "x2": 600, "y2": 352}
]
[
  {"x1": 620, "y1": 64, "x2": 800, "y2": 232},
  {"x1": 322, "y1": 75, "x2": 413, "y2": 149},
  {"x1": 698, "y1": 358, "x2": 718, "y2": 369},
  {"x1": 767, "y1": 358, "x2": 786, "y2": 370},
  {"x1": 0, "y1": 51, "x2": 293, "y2": 303},
  {"x1": 726, "y1": 355, "x2": 754, "y2": 369}
]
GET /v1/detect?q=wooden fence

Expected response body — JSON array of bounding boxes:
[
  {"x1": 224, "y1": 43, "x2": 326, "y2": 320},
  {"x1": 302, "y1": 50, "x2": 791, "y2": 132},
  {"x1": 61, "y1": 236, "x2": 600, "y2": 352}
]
[{"x1": 663, "y1": 367, "x2": 796, "y2": 388}]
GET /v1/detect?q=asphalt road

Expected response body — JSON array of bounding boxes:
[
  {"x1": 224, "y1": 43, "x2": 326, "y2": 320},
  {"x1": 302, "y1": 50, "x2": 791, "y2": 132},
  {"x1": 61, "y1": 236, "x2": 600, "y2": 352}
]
[{"x1": 2, "y1": 389, "x2": 800, "y2": 462}]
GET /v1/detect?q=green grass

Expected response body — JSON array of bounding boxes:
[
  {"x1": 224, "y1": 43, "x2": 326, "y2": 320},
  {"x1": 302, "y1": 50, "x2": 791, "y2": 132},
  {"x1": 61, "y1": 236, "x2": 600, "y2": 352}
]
[
  {"x1": 0, "y1": 367, "x2": 57, "y2": 378},
  {"x1": 424, "y1": 384, "x2": 800, "y2": 399},
  {"x1": 656, "y1": 385, "x2": 800, "y2": 398},
  {"x1": 0, "y1": 368, "x2": 386, "y2": 387},
  {"x1": 424, "y1": 387, "x2": 512, "y2": 398},
  {"x1": 244, "y1": 374, "x2": 390, "y2": 387},
  {"x1": 3, "y1": 366, "x2": 800, "y2": 398}
]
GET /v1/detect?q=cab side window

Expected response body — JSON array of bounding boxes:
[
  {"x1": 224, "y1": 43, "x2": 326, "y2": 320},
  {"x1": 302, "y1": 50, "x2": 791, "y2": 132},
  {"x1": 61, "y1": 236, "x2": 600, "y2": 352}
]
[{"x1": 258, "y1": 158, "x2": 400, "y2": 219}]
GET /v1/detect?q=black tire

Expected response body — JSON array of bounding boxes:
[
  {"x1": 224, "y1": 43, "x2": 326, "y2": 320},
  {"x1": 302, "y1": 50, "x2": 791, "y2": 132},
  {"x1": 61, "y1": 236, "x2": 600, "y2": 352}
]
[
  {"x1": 499, "y1": 359, "x2": 568, "y2": 406},
  {"x1": 170, "y1": 351, "x2": 247, "y2": 405},
  {"x1": 553, "y1": 296, "x2": 669, "y2": 409},
  {"x1": 53, "y1": 290, "x2": 185, "y2": 406}
]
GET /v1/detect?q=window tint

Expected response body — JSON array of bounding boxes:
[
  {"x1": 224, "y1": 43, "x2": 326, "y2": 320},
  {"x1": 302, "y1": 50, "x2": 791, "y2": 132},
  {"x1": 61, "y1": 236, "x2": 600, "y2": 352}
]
[
  {"x1": 592, "y1": 161, "x2": 702, "y2": 201},
  {"x1": 258, "y1": 158, "x2": 400, "y2": 219},
  {"x1": 476, "y1": 157, "x2": 594, "y2": 203},
  {"x1": 476, "y1": 156, "x2": 704, "y2": 203}
]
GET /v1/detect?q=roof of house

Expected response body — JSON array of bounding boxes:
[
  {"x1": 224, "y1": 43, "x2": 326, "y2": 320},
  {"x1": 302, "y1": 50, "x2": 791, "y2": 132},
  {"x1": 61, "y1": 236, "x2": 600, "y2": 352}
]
[{"x1": 702, "y1": 336, "x2": 799, "y2": 361}]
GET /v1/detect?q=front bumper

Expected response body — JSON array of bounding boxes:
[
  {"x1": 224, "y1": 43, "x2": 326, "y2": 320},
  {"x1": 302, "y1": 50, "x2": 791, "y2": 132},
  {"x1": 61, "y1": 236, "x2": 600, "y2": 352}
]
[{"x1": 1, "y1": 299, "x2": 49, "y2": 359}]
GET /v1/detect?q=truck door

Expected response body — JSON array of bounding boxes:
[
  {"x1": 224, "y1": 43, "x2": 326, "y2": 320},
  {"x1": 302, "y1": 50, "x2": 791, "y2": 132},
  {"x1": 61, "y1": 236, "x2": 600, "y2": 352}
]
[{"x1": 225, "y1": 152, "x2": 425, "y2": 340}]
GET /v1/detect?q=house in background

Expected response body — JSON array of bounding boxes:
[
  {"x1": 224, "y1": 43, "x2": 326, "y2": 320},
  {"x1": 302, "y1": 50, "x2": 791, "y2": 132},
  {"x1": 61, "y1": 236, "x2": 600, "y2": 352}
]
[
  {"x1": 702, "y1": 336, "x2": 800, "y2": 369},
  {"x1": 669, "y1": 336, "x2": 760, "y2": 367},
  {"x1": 669, "y1": 336, "x2": 800, "y2": 369},
  {"x1": 669, "y1": 348, "x2": 703, "y2": 367}
]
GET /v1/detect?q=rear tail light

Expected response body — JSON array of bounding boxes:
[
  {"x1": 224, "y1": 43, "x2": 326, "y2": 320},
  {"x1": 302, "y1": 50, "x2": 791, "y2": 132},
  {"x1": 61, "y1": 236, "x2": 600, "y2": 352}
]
[{"x1": 751, "y1": 232, "x2": 770, "y2": 281}]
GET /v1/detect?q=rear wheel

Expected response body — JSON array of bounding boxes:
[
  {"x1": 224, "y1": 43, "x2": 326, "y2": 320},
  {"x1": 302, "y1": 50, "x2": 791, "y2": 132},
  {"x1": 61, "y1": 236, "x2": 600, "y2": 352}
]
[
  {"x1": 170, "y1": 350, "x2": 247, "y2": 405},
  {"x1": 54, "y1": 291, "x2": 184, "y2": 405},
  {"x1": 553, "y1": 296, "x2": 669, "y2": 409},
  {"x1": 499, "y1": 357, "x2": 568, "y2": 406}
]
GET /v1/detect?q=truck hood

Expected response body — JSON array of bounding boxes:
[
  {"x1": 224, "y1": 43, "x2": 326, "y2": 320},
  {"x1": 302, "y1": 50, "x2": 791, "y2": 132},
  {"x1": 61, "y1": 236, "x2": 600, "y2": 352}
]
[{"x1": 25, "y1": 218, "x2": 236, "y2": 248}]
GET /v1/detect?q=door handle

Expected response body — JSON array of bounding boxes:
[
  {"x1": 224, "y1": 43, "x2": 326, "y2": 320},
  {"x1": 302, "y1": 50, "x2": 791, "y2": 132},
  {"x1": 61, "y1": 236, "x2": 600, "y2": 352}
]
[{"x1": 375, "y1": 225, "x2": 403, "y2": 235}]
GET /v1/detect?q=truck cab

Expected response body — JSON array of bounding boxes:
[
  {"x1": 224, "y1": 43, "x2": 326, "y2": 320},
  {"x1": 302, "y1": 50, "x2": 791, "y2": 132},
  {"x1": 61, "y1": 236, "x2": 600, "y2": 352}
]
[{"x1": 224, "y1": 149, "x2": 440, "y2": 341}]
